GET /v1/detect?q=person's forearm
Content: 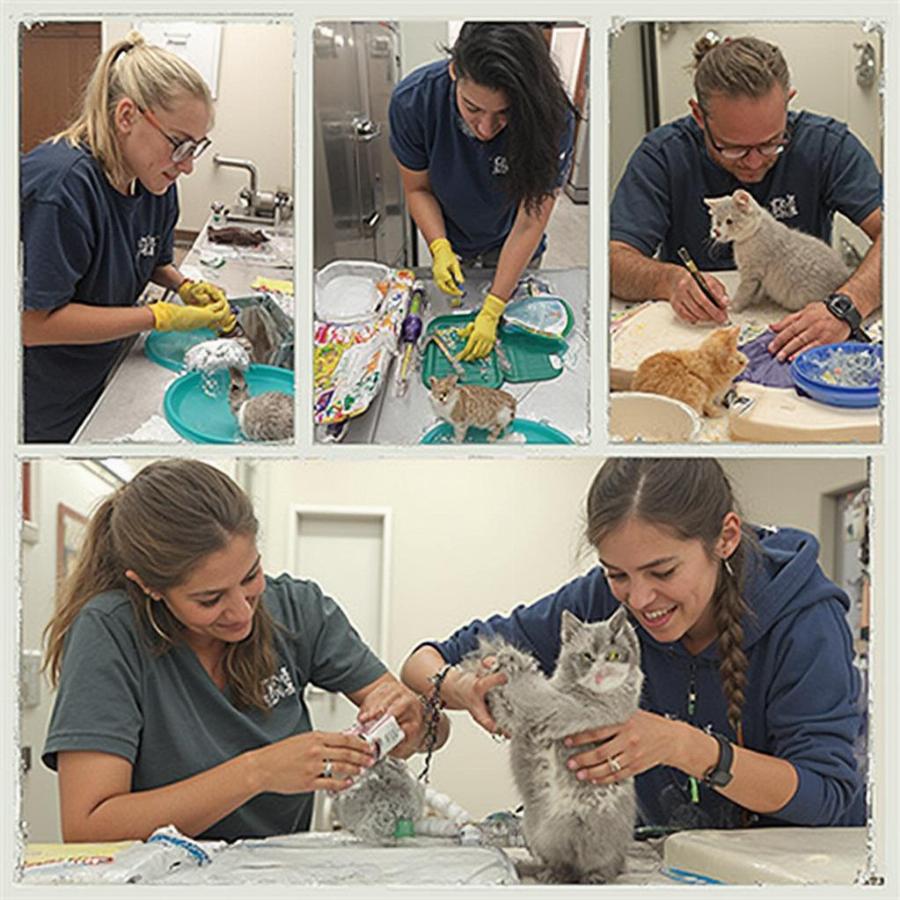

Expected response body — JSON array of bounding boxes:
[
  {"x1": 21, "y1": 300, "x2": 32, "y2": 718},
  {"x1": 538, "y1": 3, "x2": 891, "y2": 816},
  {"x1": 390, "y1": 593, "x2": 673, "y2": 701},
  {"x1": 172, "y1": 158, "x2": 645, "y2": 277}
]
[
  {"x1": 406, "y1": 187, "x2": 449, "y2": 247},
  {"x1": 64, "y1": 751, "x2": 265, "y2": 842},
  {"x1": 672, "y1": 721, "x2": 799, "y2": 815},
  {"x1": 489, "y1": 216, "x2": 547, "y2": 301},
  {"x1": 22, "y1": 303, "x2": 155, "y2": 347},
  {"x1": 401, "y1": 645, "x2": 476, "y2": 712},
  {"x1": 152, "y1": 263, "x2": 188, "y2": 294},
  {"x1": 610, "y1": 241, "x2": 679, "y2": 302},
  {"x1": 838, "y1": 231, "x2": 881, "y2": 319}
]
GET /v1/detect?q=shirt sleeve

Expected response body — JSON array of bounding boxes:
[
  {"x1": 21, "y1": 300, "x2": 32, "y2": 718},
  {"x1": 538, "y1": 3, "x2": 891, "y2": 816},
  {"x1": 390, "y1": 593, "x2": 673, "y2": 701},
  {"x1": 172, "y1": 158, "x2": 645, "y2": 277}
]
[
  {"x1": 22, "y1": 198, "x2": 94, "y2": 311},
  {"x1": 764, "y1": 598, "x2": 864, "y2": 825},
  {"x1": 42, "y1": 609, "x2": 144, "y2": 770},
  {"x1": 388, "y1": 83, "x2": 429, "y2": 172},
  {"x1": 821, "y1": 128, "x2": 883, "y2": 226},
  {"x1": 609, "y1": 139, "x2": 673, "y2": 257},
  {"x1": 422, "y1": 569, "x2": 617, "y2": 676},
  {"x1": 280, "y1": 579, "x2": 387, "y2": 695}
]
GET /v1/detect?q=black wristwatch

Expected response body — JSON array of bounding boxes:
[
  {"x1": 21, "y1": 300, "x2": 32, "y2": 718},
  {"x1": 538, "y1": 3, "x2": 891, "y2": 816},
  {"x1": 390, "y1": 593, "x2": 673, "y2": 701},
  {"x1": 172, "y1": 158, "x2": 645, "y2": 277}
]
[
  {"x1": 824, "y1": 293, "x2": 869, "y2": 342},
  {"x1": 702, "y1": 731, "x2": 734, "y2": 789}
]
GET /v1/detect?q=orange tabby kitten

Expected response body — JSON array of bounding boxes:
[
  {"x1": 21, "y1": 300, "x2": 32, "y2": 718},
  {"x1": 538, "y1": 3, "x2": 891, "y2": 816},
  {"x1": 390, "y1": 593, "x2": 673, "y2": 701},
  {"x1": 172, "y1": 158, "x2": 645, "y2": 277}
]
[
  {"x1": 631, "y1": 326, "x2": 748, "y2": 418},
  {"x1": 428, "y1": 374, "x2": 516, "y2": 442}
]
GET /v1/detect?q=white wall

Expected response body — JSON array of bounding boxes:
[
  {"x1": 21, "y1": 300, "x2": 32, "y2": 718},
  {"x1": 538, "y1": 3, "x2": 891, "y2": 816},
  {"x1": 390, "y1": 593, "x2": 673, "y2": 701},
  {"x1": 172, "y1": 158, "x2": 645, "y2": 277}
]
[
  {"x1": 20, "y1": 456, "x2": 871, "y2": 836},
  {"x1": 104, "y1": 20, "x2": 294, "y2": 233}
]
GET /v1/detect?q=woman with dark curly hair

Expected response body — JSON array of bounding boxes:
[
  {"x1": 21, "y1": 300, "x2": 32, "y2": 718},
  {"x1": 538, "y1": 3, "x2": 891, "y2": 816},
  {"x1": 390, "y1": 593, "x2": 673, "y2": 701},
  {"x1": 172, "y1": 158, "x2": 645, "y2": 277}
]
[{"x1": 389, "y1": 22, "x2": 576, "y2": 360}]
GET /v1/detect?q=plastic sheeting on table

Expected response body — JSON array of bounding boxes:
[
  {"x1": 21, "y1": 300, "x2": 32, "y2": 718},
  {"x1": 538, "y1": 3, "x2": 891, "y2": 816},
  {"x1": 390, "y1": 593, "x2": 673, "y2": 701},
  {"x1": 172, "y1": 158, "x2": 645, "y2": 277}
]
[{"x1": 163, "y1": 832, "x2": 519, "y2": 885}]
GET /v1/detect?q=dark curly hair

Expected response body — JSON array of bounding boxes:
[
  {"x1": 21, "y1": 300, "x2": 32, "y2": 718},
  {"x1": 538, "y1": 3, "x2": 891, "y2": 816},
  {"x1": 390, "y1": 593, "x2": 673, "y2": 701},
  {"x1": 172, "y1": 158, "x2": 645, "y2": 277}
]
[{"x1": 450, "y1": 22, "x2": 575, "y2": 215}]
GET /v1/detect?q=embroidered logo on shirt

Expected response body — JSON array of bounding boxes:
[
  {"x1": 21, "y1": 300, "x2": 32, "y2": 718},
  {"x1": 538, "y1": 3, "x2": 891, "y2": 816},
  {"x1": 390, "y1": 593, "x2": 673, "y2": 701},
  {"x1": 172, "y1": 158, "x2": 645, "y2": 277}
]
[
  {"x1": 136, "y1": 234, "x2": 159, "y2": 258},
  {"x1": 261, "y1": 665, "x2": 297, "y2": 708},
  {"x1": 491, "y1": 155, "x2": 509, "y2": 176},
  {"x1": 768, "y1": 194, "x2": 798, "y2": 221}
]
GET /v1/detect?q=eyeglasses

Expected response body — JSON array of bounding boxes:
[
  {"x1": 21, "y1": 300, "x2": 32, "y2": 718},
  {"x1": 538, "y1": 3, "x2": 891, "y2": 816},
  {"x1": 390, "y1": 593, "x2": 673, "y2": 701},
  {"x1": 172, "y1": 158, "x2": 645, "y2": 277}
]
[
  {"x1": 701, "y1": 111, "x2": 790, "y2": 161},
  {"x1": 138, "y1": 105, "x2": 212, "y2": 163}
]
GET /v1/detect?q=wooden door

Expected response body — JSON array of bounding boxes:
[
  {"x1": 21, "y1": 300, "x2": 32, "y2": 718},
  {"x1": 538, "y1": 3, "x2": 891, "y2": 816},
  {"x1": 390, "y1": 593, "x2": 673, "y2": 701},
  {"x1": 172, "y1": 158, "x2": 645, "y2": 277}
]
[{"x1": 20, "y1": 22, "x2": 102, "y2": 154}]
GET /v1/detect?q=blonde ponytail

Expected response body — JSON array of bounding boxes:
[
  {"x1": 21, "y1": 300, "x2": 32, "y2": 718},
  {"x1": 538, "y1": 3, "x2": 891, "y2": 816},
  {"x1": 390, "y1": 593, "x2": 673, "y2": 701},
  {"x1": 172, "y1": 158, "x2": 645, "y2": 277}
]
[{"x1": 53, "y1": 30, "x2": 213, "y2": 188}]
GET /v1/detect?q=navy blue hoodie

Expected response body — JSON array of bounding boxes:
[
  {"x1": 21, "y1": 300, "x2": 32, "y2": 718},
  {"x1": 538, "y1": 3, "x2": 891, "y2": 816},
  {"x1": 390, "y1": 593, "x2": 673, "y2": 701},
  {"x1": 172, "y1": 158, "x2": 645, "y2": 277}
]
[{"x1": 428, "y1": 526, "x2": 864, "y2": 829}]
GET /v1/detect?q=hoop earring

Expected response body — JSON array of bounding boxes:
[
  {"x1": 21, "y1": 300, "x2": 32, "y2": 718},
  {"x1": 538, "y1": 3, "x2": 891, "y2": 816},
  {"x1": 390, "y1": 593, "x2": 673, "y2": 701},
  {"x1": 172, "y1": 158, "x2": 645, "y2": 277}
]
[{"x1": 144, "y1": 594, "x2": 170, "y2": 643}]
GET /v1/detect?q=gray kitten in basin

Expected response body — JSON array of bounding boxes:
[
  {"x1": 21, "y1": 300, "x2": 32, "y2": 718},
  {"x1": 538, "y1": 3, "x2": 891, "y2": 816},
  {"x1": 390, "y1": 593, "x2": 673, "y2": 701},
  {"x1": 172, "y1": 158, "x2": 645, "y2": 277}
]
[
  {"x1": 705, "y1": 189, "x2": 850, "y2": 313},
  {"x1": 459, "y1": 607, "x2": 643, "y2": 883}
]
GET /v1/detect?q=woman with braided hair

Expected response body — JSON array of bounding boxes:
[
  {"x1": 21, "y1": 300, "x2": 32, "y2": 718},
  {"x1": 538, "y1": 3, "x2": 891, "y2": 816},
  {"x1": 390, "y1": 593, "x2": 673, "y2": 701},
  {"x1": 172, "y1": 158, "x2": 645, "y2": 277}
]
[{"x1": 401, "y1": 457, "x2": 864, "y2": 830}]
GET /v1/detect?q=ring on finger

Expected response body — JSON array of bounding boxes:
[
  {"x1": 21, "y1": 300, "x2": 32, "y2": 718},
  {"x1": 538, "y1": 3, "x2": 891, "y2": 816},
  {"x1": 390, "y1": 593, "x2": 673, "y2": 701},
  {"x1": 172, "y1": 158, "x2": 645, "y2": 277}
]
[
  {"x1": 607, "y1": 755, "x2": 622, "y2": 775},
  {"x1": 321, "y1": 758, "x2": 334, "y2": 779}
]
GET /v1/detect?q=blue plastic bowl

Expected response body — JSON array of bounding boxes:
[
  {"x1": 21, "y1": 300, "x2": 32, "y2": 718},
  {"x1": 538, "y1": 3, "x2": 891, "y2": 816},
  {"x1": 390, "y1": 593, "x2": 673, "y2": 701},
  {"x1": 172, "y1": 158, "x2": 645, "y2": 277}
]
[
  {"x1": 790, "y1": 342, "x2": 882, "y2": 409},
  {"x1": 144, "y1": 328, "x2": 218, "y2": 372},
  {"x1": 163, "y1": 364, "x2": 294, "y2": 444},
  {"x1": 420, "y1": 418, "x2": 573, "y2": 444}
]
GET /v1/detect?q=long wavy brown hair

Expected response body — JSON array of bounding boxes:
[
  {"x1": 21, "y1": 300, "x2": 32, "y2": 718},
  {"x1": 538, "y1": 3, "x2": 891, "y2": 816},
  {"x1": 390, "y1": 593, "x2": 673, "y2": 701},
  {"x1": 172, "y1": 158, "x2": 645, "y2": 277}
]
[
  {"x1": 585, "y1": 457, "x2": 759, "y2": 742},
  {"x1": 43, "y1": 459, "x2": 279, "y2": 711}
]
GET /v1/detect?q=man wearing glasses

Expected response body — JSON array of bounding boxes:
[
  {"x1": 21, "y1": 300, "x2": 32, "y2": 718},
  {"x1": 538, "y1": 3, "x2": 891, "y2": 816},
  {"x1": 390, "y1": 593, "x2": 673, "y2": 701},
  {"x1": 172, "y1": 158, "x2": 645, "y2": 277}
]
[{"x1": 610, "y1": 35, "x2": 882, "y2": 361}]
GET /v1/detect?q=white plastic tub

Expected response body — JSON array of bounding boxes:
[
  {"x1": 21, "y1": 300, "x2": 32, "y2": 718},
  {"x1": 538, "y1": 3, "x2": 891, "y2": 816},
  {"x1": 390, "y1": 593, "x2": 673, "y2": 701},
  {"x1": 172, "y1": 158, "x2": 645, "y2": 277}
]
[{"x1": 609, "y1": 392, "x2": 702, "y2": 443}]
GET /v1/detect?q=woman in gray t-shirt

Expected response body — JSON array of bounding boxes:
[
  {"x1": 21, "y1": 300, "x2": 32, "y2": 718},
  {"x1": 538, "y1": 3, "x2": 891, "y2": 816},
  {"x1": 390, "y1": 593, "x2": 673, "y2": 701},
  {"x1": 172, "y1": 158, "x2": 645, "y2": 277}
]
[{"x1": 42, "y1": 459, "x2": 436, "y2": 842}]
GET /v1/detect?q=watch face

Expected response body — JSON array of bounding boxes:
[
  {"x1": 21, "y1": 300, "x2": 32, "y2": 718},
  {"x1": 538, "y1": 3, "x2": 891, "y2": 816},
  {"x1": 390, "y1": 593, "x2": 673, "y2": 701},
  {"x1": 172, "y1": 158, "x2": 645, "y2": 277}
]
[{"x1": 830, "y1": 295, "x2": 852, "y2": 316}]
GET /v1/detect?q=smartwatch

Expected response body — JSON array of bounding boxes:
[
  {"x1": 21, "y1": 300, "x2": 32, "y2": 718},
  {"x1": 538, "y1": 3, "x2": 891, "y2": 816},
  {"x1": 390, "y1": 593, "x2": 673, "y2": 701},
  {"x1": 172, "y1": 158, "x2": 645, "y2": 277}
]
[
  {"x1": 824, "y1": 293, "x2": 869, "y2": 342},
  {"x1": 702, "y1": 731, "x2": 734, "y2": 789}
]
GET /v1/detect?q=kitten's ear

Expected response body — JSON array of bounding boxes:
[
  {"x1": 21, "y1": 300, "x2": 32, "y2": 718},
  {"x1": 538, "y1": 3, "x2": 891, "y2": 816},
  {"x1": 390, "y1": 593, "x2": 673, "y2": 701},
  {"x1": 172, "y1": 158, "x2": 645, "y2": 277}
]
[
  {"x1": 560, "y1": 609, "x2": 582, "y2": 642},
  {"x1": 448, "y1": 374, "x2": 459, "y2": 387},
  {"x1": 703, "y1": 196, "x2": 720, "y2": 209},
  {"x1": 608, "y1": 605, "x2": 629, "y2": 633},
  {"x1": 733, "y1": 189, "x2": 752, "y2": 209},
  {"x1": 429, "y1": 376, "x2": 437, "y2": 388}
]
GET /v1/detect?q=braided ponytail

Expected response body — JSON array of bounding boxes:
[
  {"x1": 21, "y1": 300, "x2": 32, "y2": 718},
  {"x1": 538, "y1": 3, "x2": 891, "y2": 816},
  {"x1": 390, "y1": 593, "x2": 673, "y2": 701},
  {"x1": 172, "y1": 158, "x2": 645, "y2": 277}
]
[{"x1": 586, "y1": 458, "x2": 760, "y2": 742}]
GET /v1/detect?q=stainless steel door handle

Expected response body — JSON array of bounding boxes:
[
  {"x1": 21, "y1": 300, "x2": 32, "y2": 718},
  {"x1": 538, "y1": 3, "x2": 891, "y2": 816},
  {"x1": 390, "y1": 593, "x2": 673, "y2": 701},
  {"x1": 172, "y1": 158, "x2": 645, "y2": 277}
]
[{"x1": 353, "y1": 118, "x2": 382, "y2": 142}]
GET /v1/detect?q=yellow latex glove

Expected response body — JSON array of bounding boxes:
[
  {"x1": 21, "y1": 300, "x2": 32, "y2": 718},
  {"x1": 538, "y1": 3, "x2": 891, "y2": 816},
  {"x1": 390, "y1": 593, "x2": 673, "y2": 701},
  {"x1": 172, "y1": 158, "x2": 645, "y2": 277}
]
[
  {"x1": 429, "y1": 237, "x2": 464, "y2": 297},
  {"x1": 177, "y1": 279, "x2": 227, "y2": 307},
  {"x1": 150, "y1": 297, "x2": 237, "y2": 334},
  {"x1": 458, "y1": 293, "x2": 506, "y2": 361}
]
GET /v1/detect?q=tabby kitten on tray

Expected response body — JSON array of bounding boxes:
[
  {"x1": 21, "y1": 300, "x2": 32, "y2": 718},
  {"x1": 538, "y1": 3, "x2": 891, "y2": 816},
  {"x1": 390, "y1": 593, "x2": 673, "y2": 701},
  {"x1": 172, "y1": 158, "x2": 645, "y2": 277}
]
[
  {"x1": 459, "y1": 608, "x2": 642, "y2": 884},
  {"x1": 631, "y1": 326, "x2": 747, "y2": 418},
  {"x1": 428, "y1": 374, "x2": 516, "y2": 442},
  {"x1": 705, "y1": 189, "x2": 850, "y2": 313}
]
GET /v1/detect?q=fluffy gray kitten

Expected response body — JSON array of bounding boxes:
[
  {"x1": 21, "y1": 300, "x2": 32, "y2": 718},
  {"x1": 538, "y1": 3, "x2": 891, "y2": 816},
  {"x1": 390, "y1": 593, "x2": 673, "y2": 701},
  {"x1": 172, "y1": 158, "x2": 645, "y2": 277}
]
[
  {"x1": 334, "y1": 758, "x2": 424, "y2": 844},
  {"x1": 705, "y1": 189, "x2": 850, "y2": 313},
  {"x1": 460, "y1": 607, "x2": 643, "y2": 884},
  {"x1": 228, "y1": 367, "x2": 294, "y2": 442}
]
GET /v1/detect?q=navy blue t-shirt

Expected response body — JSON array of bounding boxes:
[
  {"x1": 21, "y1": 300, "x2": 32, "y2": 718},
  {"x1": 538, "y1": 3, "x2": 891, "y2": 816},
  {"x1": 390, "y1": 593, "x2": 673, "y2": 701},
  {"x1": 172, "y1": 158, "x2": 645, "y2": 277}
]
[
  {"x1": 389, "y1": 60, "x2": 575, "y2": 257},
  {"x1": 610, "y1": 110, "x2": 882, "y2": 271},
  {"x1": 21, "y1": 140, "x2": 178, "y2": 442}
]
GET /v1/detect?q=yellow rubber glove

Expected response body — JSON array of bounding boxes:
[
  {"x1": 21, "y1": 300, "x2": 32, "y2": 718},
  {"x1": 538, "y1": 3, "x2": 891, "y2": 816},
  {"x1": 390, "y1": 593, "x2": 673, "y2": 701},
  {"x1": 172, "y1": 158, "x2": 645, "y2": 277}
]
[
  {"x1": 177, "y1": 279, "x2": 227, "y2": 307},
  {"x1": 458, "y1": 293, "x2": 506, "y2": 361},
  {"x1": 429, "y1": 237, "x2": 464, "y2": 297},
  {"x1": 150, "y1": 297, "x2": 237, "y2": 334}
]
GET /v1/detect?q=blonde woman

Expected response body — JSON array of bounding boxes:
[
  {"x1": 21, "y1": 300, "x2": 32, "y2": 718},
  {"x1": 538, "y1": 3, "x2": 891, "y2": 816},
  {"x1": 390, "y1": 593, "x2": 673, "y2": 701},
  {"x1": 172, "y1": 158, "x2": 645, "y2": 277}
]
[
  {"x1": 21, "y1": 33, "x2": 236, "y2": 442},
  {"x1": 42, "y1": 460, "x2": 436, "y2": 842}
]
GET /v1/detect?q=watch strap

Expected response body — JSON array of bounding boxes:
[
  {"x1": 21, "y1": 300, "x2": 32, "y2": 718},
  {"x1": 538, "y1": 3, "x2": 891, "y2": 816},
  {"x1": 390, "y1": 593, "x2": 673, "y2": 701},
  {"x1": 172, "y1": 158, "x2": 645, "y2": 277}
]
[{"x1": 702, "y1": 731, "x2": 734, "y2": 788}]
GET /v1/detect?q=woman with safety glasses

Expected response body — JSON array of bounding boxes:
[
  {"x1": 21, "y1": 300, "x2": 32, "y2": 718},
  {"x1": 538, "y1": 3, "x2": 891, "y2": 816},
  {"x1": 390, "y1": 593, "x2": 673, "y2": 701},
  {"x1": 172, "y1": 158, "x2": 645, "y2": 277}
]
[
  {"x1": 609, "y1": 34, "x2": 882, "y2": 359},
  {"x1": 21, "y1": 32, "x2": 234, "y2": 442}
]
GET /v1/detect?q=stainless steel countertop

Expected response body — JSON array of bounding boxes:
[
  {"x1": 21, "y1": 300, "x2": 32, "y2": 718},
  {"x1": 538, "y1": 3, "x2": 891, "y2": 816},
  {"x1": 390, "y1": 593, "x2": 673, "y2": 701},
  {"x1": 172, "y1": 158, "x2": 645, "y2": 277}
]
[
  {"x1": 331, "y1": 267, "x2": 590, "y2": 445},
  {"x1": 74, "y1": 217, "x2": 294, "y2": 444}
]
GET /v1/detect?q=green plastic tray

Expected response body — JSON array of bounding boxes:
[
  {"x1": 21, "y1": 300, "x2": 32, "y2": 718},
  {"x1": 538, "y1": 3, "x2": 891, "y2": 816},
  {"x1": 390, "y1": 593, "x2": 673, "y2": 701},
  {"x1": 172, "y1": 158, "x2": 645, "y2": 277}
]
[
  {"x1": 421, "y1": 418, "x2": 573, "y2": 444},
  {"x1": 421, "y1": 313, "x2": 568, "y2": 390}
]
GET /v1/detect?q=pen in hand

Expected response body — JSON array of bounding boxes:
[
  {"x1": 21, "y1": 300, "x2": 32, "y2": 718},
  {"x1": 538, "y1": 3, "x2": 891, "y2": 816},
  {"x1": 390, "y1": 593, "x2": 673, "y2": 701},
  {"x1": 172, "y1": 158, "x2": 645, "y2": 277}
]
[{"x1": 677, "y1": 246, "x2": 730, "y2": 320}]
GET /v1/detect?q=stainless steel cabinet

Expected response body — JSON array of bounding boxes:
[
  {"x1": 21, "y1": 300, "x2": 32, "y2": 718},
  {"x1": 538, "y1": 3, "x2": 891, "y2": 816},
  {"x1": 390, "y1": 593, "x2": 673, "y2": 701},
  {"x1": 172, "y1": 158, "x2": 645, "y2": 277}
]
[{"x1": 314, "y1": 21, "x2": 409, "y2": 267}]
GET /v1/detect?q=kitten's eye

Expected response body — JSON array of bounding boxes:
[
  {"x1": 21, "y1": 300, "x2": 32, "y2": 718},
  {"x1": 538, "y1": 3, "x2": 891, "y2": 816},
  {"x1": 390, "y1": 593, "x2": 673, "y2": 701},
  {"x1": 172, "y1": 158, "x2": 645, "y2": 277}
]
[
  {"x1": 725, "y1": 217, "x2": 733, "y2": 225},
  {"x1": 582, "y1": 651, "x2": 594, "y2": 664}
]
